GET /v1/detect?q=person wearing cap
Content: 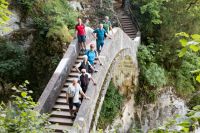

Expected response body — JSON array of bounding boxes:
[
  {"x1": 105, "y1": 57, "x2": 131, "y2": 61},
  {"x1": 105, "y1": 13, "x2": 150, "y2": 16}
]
[
  {"x1": 86, "y1": 43, "x2": 103, "y2": 66},
  {"x1": 93, "y1": 23, "x2": 111, "y2": 54},
  {"x1": 79, "y1": 69, "x2": 96, "y2": 94},
  {"x1": 75, "y1": 18, "x2": 86, "y2": 53},
  {"x1": 75, "y1": 55, "x2": 95, "y2": 74},
  {"x1": 65, "y1": 79, "x2": 90, "y2": 118}
]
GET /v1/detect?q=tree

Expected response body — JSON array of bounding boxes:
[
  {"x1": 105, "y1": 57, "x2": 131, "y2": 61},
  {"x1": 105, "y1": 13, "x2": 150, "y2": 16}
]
[
  {"x1": 0, "y1": 81, "x2": 53, "y2": 132},
  {"x1": 176, "y1": 32, "x2": 200, "y2": 83}
]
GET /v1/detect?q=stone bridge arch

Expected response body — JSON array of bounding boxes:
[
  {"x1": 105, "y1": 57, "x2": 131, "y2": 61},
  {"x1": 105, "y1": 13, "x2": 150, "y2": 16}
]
[
  {"x1": 71, "y1": 28, "x2": 140, "y2": 132},
  {"x1": 35, "y1": 27, "x2": 140, "y2": 132}
]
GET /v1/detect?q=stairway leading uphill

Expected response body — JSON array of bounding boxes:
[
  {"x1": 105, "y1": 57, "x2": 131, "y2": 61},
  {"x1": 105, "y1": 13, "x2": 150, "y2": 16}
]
[
  {"x1": 120, "y1": 12, "x2": 138, "y2": 39},
  {"x1": 47, "y1": 52, "x2": 97, "y2": 132}
]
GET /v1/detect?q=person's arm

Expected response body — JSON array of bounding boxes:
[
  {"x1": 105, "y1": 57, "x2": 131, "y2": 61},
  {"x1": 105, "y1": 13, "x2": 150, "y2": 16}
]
[
  {"x1": 109, "y1": 22, "x2": 113, "y2": 34},
  {"x1": 88, "y1": 61, "x2": 95, "y2": 71},
  {"x1": 75, "y1": 62, "x2": 81, "y2": 73},
  {"x1": 80, "y1": 89, "x2": 90, "y2": 99},
  {"x1": 92, "y1": 30, "x2": 97, "y2": 39},
  {"x1": 95, "y1": 51, "x2": 103, "y2": 65},
  {"x1": 74, "y1": 25, "x2": 78, "y2": 38},
  {"x1": 87, "y1": 73, "x2": 96, "y2": 85},
  {"x1": 66, "y1": 93, "x2": 69, "y2": 103},
  {"x1": 105, "y1": 32, "x2": 112, "y2": 39}
]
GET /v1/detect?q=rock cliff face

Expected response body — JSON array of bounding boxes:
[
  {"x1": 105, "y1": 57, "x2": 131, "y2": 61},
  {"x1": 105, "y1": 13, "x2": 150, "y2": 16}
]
[
  {"x1": 104, "y1": 87, "x2": 189, "y2": 132},
  {"x1": 135, "y1": 88, "x2": 188, "y2": 132}
]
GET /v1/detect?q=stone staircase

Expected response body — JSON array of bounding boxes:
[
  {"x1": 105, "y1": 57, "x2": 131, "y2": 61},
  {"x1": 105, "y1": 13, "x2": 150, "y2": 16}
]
[
  {"x1": 47, "y1": 52, "x2": 98, "y2": 132},
  {"x1": 120, "y1": 12, "x2": 137, "y2": 39}
]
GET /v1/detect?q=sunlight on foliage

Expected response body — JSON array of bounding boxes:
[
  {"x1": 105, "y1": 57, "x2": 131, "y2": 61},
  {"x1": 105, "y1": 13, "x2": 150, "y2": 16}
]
[{"x1": 0, "y1": 81, "x2": 53, "y2": 132}]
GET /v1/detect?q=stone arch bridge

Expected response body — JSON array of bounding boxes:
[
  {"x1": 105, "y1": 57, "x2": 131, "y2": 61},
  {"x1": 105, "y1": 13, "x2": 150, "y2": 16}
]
[{"x1": 35, "y1": 27, "x2": 141, "y2": 132}]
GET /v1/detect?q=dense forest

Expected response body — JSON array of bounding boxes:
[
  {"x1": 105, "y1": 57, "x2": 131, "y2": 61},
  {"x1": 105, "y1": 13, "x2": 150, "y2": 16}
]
[{"x1": 0, "y1": 0, "x2": 200, "y2": 132}]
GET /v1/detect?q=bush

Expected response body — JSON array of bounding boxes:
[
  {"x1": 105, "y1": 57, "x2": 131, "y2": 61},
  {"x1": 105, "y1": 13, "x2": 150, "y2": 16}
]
[
  {"x1": 0, "y1": 82, "x2": 53, "y2": 132},
  {"x1": 0, "y1": 41, "x2": 28, "y2": 83},
  {"x1": 97, "y1": 80, "x2": 123, "y2": 130},
  {"x1": 145, "y1": 63, "x2": 167, "y2": 88},
  {"x1": 188, "y1": 95, "x2": 200, "y2": 109}
]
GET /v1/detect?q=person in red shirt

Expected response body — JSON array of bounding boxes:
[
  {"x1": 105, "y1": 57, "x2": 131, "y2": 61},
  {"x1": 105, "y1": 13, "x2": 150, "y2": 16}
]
[{"x1": 75, "y1": 18, "x2": 86, "y2": 52}]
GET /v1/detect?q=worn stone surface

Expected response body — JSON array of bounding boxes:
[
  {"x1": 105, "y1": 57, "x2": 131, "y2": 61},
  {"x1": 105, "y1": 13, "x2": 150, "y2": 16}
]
[{"x1": 135, "y1": 88, "x2": 188, "y2": 133}]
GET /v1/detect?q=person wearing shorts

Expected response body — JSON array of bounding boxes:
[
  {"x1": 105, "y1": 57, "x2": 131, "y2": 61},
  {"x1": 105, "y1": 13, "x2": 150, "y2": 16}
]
[
  {"x1": 65, "y1": 79, "x2": 90, "y2": 118},
  {"x1": 75, "y1": 18, "x2": 86, "y2": 52}
]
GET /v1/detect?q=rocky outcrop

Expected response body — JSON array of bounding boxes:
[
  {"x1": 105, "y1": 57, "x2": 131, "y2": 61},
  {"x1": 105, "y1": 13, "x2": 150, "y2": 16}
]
[{"x1": 135, "y1": 88, "x2": 188, "y2": 132}]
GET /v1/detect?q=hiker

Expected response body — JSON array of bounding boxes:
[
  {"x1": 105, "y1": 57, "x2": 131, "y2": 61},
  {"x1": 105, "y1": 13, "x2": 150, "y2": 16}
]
[
  {"x1": 86, "y1": 44, "x2": 103, "y2": 66},
  {"x1": 65, "y1": 79, "x2": 90, "y2": 118},
  {"x1": 75, "y1": 17, "x2": 86, "y2": 53},
  {"x1": 103, "y1": 16, "x2": 113, "y2": 35},
  {"x1": 75, "y1": 55, "x2": 96, "y2": 74},
  {"x1": 85, "y1": 18, "x2": 90, "y2": 27},
  {"x1": 93, "y1": 24, "x2": 111, "y2": 54},
  {"x1": 79, "y1": 68, "x2": 96, "y2": 94}
]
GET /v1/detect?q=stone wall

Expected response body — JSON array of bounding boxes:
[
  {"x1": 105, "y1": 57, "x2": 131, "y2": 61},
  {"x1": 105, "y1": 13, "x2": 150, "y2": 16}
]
[{"x1": 70, "y1": 27, "x2": 140, "y2": 133}]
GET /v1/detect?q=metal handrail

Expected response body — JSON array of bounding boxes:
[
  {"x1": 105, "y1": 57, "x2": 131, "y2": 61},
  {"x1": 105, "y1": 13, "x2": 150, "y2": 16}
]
[{"x1": 128, "y1": 5, "x2": 141, "y2": 34}]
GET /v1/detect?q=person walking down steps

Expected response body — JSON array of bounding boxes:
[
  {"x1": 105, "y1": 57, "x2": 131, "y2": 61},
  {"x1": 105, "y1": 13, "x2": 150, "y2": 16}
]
[
  {"x1": 75, "y1": 17, "x2": 86, "y2": 53},
  {"x1": 65, "y1": 79, "x2": 90, "y2": 119},
  {"x1": 79, "y1": 69, "x2": 96, "y2": 101},
  {"x1": 86, "y1": 44, "x2": 103, "y2": 67},
  {"x1": 93, "y1": 24, "x2": 111, "y2": 54},
  {"x1": 75, "y1": 55, "x2": 97, "y2": 74}
]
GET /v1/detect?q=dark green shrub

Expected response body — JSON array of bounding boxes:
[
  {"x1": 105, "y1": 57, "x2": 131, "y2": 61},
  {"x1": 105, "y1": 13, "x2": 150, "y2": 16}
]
[{"x1": 97, "y1": 80, "x2": 123, "y2": 130}]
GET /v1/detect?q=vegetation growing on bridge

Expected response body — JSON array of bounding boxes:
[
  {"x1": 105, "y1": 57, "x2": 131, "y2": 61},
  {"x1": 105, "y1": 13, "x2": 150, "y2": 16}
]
[{"x1": 97, "y1": 80, "x2": 123, "y2": 130}]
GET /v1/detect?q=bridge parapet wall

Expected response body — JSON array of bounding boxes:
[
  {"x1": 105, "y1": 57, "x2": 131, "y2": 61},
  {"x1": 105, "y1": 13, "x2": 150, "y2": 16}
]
[{"x1": 35, "y1": 27, "x2": 94, "y2": 113}]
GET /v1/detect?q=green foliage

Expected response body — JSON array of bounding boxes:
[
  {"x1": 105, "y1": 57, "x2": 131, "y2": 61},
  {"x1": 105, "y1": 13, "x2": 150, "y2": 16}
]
[
  {"x1": 136, "y1": 45, "x2": 167, "y2": 104},
  {"x1": 139, "y1": 0, "x2": 168, "y2": 24},
  {"x1": 188, "y1": 94, "x2": 200, "y2": 109},
  {"x1": 13, "y1": 0, "x2": 35, "y2": 12},
  {"x1": 21, "y1": 0, "x2": 78, "y2": 100},
  {"x1": 0, "y1": 41, "x2": 28, "y2": 83},
  {"x1": 97, "y1": 80, "x2": 123, "y2": 130},
  {"x1": 0, "y1": 82, "x2": 53, "y2": 132},
  {"x1": 176, "y1": 32, "x2": 200, "y2": 83},
  {"x1": 0, "y1": 0, "x2": 11, "y2": 25},
  {"x1": 144, "y1": 63, "x2": 167, "y2": 87}
]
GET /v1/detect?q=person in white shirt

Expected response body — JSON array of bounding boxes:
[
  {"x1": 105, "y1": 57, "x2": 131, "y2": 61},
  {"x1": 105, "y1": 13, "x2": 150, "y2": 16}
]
[{"x1": 65, "y1": 79, "x2": 90, "y2": 118}]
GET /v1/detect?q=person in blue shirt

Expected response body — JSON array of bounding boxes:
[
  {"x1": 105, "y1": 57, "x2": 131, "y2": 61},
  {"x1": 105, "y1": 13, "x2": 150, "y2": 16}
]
[
  {"x1": 86, "y1": 44, "x2": 103, "y2": 66},
  {"x1": 93, "y1": 23, "x2": 111, "y2": 54}
]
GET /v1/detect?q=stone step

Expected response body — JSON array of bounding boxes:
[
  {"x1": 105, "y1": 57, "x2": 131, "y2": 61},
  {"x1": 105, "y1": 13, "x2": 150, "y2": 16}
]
[
  {"x1": 69, "y1": 72, "x2": 80, "y2": 78},
  {"x1": 71, "y1": 68, "x2": 78, "y2": 73},
  {"x1": 75, "y1": 59, "x2": 83, "y2": 64},
  {"x1": 121, "y1": 16, "x2": 130, "y2": 19},
  {"x1": 51, "y1": 111, "x2": 71, "y2": 118},
  {"x1": 56, "y1": 98, "x2": 67, "y2": 105},
  {"x1": 124, "y1": 29, "x2": 136, "y2": 32},
  {"x1": 121, "y1": 20, "x2": 132, "y2": 23},
  {"x1": 66, "y1": 77, "x2": 79, "y2": 83},
  {"x1": 49, "y1": 124, "x2": 71, "y2": 132},
  {"x1": 58, "y1": 92, "x2": 67, "y2": 98},
  {"x1": 49, "y1": 117, "x2": 73, "y2": 126},
  {"x1": 77, "y1": 55, "x2": 84, "y2": 60},
  {"x1": 53, "y1": 104, "x2": 73, "y2": 111},
  {"x1": 64, "y1": 82, "x2": 71, "y2": 87}
]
